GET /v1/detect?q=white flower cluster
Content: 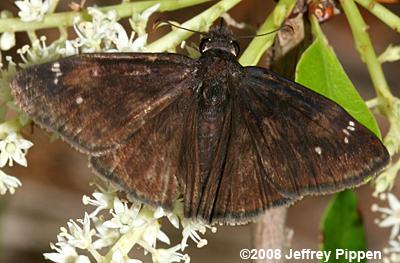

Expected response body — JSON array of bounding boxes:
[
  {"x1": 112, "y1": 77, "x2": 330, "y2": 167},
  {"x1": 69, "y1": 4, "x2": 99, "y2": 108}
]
[
  {"x1": 66, "y1": 5, "x2": 156, "y2": 55},
  {"x1": 0, "y1": 131, "x2": 32, "y2": 195},
  {"x1": 15, "y1": 4, "x2": 158, "y2": 66},
  {"x1": 0, "y1": 132, "x2": 33, "y2": 167},
  {"x1": 383, "y1": 237, "x2": 400, "y2": 263},
  {"x1": 44, "y1": 181, "x2": 216, "y2": 263},
  {"x1": 373, "y1": 193, "x2": 400, "y2": 262},
  {"x1": 17, "y1": 35, "x2": 61, "y2": 66},
  {"x1": 15, "y1": 0, "x2": 50, "y2": 22}
]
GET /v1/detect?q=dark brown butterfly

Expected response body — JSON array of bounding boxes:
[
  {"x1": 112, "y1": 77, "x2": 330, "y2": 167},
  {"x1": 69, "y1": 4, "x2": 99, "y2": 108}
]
[{"x1": 10, "y1": 23, "x2": 389, "y2": 224}]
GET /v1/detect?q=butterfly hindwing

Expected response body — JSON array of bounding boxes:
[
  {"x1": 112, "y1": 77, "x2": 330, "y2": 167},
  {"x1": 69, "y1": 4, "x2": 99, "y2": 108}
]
[
  {"x1": 11, "y1": 53, "x2": 196, "y2": 155},
  {"x1": 238, "y1": 67, "x2": 389, "y2": 198},
  {"x1": 203, "y1": 95, "x2": 297, "y2": 224}
]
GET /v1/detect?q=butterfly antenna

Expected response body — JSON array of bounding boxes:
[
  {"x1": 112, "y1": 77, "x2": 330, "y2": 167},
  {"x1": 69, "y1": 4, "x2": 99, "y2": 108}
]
[
  {"x1": 238, "y1": 24, "x2": 294, "y2": 39},
  {"x1": 152, "y1": 19, "x2": 205, "y2": 35},
  {"x1": 219, "y1": 18, "x2": 225, "y2": 28}
]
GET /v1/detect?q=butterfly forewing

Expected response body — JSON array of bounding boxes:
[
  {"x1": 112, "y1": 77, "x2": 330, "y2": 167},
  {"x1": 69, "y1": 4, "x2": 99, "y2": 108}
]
[
  {"x1": 11, "y1": 53, "x2": 196, "y2": 155},
  {"x1": 89, "y1": 92, "x2": 194, "y2": 209},
  {"x1": 238, "y1": 67, "x2": 389, "y2": 198}
]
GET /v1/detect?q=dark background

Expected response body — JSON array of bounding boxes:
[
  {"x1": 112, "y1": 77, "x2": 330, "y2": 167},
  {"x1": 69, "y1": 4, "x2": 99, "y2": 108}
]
[{"x1": 0, "y1": 0, "x2": 399, "y2": 262}]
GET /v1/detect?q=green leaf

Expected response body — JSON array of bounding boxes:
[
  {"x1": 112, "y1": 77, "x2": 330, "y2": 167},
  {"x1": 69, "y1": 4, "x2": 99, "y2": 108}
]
[
  {"x1": 295, "y1": 16, "x2": 381, "y2": 138},
  {"x1": 320, "y1": 190, "x2": 366, "y2": 263}
]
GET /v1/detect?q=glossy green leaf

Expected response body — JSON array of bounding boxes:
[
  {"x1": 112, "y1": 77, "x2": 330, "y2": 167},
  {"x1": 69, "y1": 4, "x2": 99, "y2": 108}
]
[
  {"x1": 295, "y1": 17, "x2": 381, "y2": 138},
  {"x1": 320, "y1": 190, "x2": 366, "y2": 263}
]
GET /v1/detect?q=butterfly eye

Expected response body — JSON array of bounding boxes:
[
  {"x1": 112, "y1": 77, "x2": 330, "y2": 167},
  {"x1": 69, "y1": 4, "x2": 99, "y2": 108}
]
[
  {"x1": 200, "y1": 37, "x2": 213, "y2": 53},
  {"x1": 230, "y1": 40, "x2": 240, "y2": 56}
]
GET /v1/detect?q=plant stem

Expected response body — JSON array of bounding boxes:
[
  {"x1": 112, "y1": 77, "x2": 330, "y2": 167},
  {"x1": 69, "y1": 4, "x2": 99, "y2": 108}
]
[
  {"x1": 340, "y1": 0, "x2": 400, "y2": 159},
  {"x1": 238, "y1": 0, "x2": 297, "y2": 66},
  {"x1": 355, "y1": 0, "x2": 400, "y2": 33},
  {"x1": 102, "y1": 225, "x2": 148, "y2": 263},
  {"x1": 48, "y1": 0, "x2": 60, "y2": 14},
  {"x1": 88, "y1": 246, "x2": 103, "y2": 262},
  {"x1": 339, "y1": 0, "x2": 394, "y2": 105},
  {"x1": 146, "y1": 0, "x2": 241, "y2": 52},
  {"x1": 366, "y1": 97, "x2": 379, "y2": 109},
  {"x1": 0, "y1": 0, "x2": 211, "y2": 33}
]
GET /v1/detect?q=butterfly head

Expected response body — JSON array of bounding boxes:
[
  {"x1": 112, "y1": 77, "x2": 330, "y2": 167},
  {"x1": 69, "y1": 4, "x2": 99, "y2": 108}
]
[{"x1": 199, "y1": 24, "x2": 240, "y2": 57}]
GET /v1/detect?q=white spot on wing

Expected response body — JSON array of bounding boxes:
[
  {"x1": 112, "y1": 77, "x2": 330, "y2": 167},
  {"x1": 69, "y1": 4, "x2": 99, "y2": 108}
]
[
  {"x1": 51, "y1": 62, "x2": 60, "y2": 72},
  {"x1": 349, "y1": 121, "x2": 355, "y2": 126},
  {"x1": 76, "y1": 96, "x2": 83, "y2": 104},
  {"x1": 91, "y1": 69, "x2": 99, "y2": 77},
  {"x1": 347, "y1": 126, "x2": 355, "y2": 131},
  {"x1": 51, "y1": 62, "x2": 63, "y2": 83},
  {"x1": 344, "y1": 137, "x2": 349, "y2": 144},
  {"x1": 315, "y1": 147, "x2": 322, "y2": 155},
  {"x1": 342, "y1": 129, "x2": 350, "y2": 136}
]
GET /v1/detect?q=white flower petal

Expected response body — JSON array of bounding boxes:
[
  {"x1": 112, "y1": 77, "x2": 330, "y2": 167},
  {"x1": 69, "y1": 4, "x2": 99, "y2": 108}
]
[
  {"x1": 103, "y1": 219, "x2": 121, "y2": 229},
  {"x1": 0, "y1": 32, "x2": 16, "y2": 51},
  {"x1": 113, "y1": 197, "x2": 125, "y2": 214},
  {"x1": 380, "y1": 216, "x2": 400, "y2": 227},
  {"x1": 15, "y1": 0, "x2": 50, "y2": 22},
  {"x1": 12, "y1": 150, "x2": 28, "y2": 167},
  {"x1": 141, "y1": 3, "x2": 160, "y2": 20},
  {"x1": 0, "y1": 151, "x2": 9, "y2": 167},
  {"x1": 157, "y1": 229, "x2": 170, "y2": 245},
  {"x1": 167, "y1": 214, "x2": 180, "y2": 229},
  {"x1": 154, "y1": 207, "x2": 165, "y2": 219},
  {"x1": 44, "y1": 245, "x2": 80, "y2": 263},
  {"x1": 76, "y1": 256, "x2": 91, "y2": 263},
  {"x1": 152, "y1": 244, "x2": 189, "y2": 263},
  {"x1": 15, "y1": 2, "x2": 30, "y2": 12},
  {"x1": 15, "y1": 138, "x2": 34, "y2": 149},
  {"x1": 131, "y1": 34, "x2": 147, "y2": 51},
  {"x1": 0, "y1": 133, "x2": 33, "y2": 168},
  {"x1": 111, "y1": 249, "x2": 142, "y2": 263},
  {"x1": 390, "y1": 224, "x2": 400, "y2": 240},
  {"x1": 0, "y1": 170, "x2": 22, "y2": 195},
  {"x1": 388, "y1": 193, "x2": 400, "y2": 210}
]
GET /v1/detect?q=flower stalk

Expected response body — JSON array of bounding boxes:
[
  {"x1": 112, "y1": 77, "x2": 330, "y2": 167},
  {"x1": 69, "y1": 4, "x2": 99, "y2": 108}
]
[
  {"x1": 102, "y1": 225, "x2": 147, "y2": 262},
  {"x1": 340, "y1": 0, "x2": 394, "y2": 104},
  {"x1": 354, "y1": 0, "x2": 400, "y2": 33},
  {"x1": 239, "y1": 0, "x2": 297, "y2": 66},
  {"x1": 0, "y1": 0, "x2": 211, "y2": 33},
  {"x1": 146, "y1": 0, "x2": 241, "y2": 52}
]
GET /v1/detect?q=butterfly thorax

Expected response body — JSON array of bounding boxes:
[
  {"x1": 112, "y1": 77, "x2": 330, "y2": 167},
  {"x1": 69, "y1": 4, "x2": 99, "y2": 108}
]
[{"x1": 196, "y1": 49, "x2": 242, "y2": 102}]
